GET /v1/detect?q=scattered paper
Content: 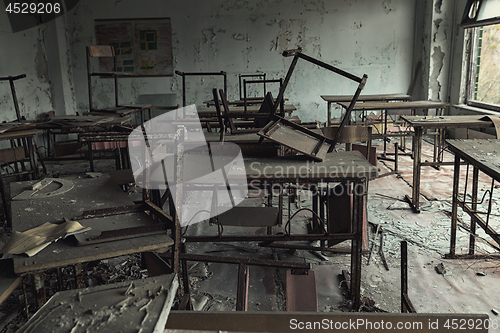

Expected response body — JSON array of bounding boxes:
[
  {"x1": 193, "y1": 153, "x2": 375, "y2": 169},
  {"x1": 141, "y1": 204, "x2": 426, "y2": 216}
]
[{"x1": 0, "y1": 220, "x2": 91, "y2": 257}]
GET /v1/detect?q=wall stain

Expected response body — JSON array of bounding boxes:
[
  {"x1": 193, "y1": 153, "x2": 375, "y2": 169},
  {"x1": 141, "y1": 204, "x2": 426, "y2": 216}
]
[
  {"x1": 269, "y1": 19, "x2": 305, "y2": 52},
  {"x1": 202, "y1": 27, "x2": 226, "y2": 44},
  {"x1": 433, "y1": 18, "x2": 442, "y2": 42},
  {"x1": 382, "y1": 0, "x2": 392, "y2": 14},
  {"x1": 298, "y1": 0, "x2": 326, "y2": 14},
  {"x1": 233, "y1": 33, "x2": 250, "y2": 41},
  {"x1": 434, "y1": 0, "x2": 442, "y2": 14}
]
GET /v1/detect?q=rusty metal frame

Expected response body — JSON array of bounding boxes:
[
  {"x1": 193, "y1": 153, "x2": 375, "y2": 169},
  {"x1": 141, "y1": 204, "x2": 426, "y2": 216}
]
[
  {"x1": 0, "y1": 74, "x2": 26, "y2": 121},
  {"x1": 401, "y1": 241, "x2": 416, "y2": 313},
  {"x1": 175, "y1": 70, "x2": 227, "y2": 107},
  {"x1": 239, "y1": 73, "x2": 265, "y2": 101},
  {"x1": 258, "y1": 49, "x2": 367, "y2": 151},
  {"x1": 258, "y1": 115, "x2": 332, "y2": 161},
  {"x1": 243, "y1": 78, "x2": 283, "y2": 114}
]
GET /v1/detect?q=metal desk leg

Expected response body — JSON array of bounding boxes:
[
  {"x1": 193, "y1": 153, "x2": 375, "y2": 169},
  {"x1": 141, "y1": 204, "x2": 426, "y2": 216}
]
[
  {"x1": 350, "y1": 179, "x2": 364, "y2": 310},
  {"x1": 449, "y1": 154, "x2": 461, "y2": 256},
  {"x1": 0, "y1": 170, "x2": 11, "y2": 228},
  {"x1": 236, "y1": 263, "x2": 249, "y2": 311},
  {"x1": 32, "y1": 272, "x2": 46, "y2": 310},
  {"x1": 383, "y1": 109, "x2": 388, "y2": 158},
  {"x1": 469, "y1": 167, "x2": 479, "y2": 255},
  {"x1": 88, "y1": 142, "x2": 94, "y2": 172},
  {"x1": 406, "y1": 127, "x2": 422, "y2": 213},
  {"x1": 327, "y1": 101, "x2": 332, "y2": 127}
]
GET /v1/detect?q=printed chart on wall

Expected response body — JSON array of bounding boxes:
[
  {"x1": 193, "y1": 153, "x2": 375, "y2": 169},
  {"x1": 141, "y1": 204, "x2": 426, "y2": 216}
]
[{"x1": 95, "y1": 18, "x2": 173, "y2": 76}]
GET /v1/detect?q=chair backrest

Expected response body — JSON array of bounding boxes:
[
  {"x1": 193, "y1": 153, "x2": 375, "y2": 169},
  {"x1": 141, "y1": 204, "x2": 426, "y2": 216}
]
[
  {"x1": 88, "y1": 45, "x2": 115, "y2": 58},
  {"x1": 212, "y1": 89, "x2": 226, "y2": 142},
  {"x1": 238, "y1": 73, "x2": 265, "y2": 101},
  {"x1": 218, "y1": 89, "x2": 237, "y2": 134},
  {"x1": 254, "y1": 92, "x2": 274, "y2": 128},
  {"x1": 86, "y1": 45, "x2": 118, "y2": 109}
]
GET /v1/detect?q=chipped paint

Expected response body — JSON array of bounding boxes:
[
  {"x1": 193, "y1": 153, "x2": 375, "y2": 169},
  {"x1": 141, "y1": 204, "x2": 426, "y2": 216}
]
[
  {"x1": 269, "y1": 19, "x2": 305, "y2": 52},
  {"x1": 382, "y1": 0, "x2": 393, "y2": 14},
  {"x1": 233, "y1": 33, "x2": 250, "y2": 41},
  {"x1": 430, "y1": 46, "x2": 444, "y2": 100}
]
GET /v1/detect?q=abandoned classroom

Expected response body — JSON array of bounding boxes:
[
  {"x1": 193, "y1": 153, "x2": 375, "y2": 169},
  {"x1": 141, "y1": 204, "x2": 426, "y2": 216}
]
[{"x1": 0, "y1": 0, "x2": 500, "y2": 332}]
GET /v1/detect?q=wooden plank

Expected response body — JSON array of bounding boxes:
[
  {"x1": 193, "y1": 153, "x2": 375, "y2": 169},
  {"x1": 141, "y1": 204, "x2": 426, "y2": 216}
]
[
  {"x1": 0, "y1": 146, "x2": 25, "y2": 164},
  {"x1": 166, "y1": 311, "x2": 489, "y2": 332},
  {"x1": 286, "y1": 269, "x2": 317, "y2": 311}
]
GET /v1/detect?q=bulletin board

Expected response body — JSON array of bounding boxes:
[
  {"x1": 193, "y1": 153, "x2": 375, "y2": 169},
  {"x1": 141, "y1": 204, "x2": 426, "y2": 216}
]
[{"x1": 95, "y1": 17, "x2": 173, "y2": 76}]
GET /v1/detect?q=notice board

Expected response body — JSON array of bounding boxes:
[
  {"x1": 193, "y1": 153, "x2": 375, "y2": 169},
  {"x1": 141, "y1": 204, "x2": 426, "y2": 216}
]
[{"x1": 95, "y1": 17, "x2": 173, "y2": 76}]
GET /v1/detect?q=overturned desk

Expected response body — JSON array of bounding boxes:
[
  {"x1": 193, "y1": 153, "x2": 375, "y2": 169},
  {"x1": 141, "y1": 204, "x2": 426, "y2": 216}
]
[
  {"x1": 401, "y1": 115, "x2": 496, "y2": 213},
  {"x1": 9, "y1": 174, "x2": 173, "y2": 308}
]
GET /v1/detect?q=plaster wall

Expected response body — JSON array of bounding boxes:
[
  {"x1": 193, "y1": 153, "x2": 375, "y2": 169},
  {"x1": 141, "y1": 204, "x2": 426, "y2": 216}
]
[
  {"x1": 0, "y1": 1, "x2": 55, "y2": 122},
  {"x1": 64, "y1": 0, "x2": 416, "y2": 123}
]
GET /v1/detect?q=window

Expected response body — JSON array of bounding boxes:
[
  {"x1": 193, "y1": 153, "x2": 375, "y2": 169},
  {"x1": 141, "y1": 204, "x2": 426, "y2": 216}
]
[
  {"x1": 462, "y1": 0, "x2": 500, "y2": 111},
  {"x1": 466, "y1": 23, "x2": 500, "y2": 111}
]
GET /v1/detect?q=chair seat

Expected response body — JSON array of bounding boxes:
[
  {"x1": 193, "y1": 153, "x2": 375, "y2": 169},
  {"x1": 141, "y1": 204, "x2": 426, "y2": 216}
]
[{"x1": 217, "y1": 206, "x2": 279, "y2": 227}]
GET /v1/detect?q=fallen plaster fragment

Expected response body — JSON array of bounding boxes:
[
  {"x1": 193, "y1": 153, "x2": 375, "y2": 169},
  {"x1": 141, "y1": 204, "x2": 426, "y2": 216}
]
[
  {"x1": 435, "y1": 263, "x2": 446, "y2": 275},
  {"x1": 492, "y1": 309, "x2": 499, "y2": 316}
]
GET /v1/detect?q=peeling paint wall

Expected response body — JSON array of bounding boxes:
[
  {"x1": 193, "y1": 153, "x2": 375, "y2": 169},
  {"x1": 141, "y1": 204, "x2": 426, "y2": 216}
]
[
  {"x1": 0, "y1": 26, "x2": 54, "y2": 122},
  {"x1": 64, "y1": 0, "x2": 416, "y2": 122},
  {"x1": 414, "y1": 0, "x2": 458, "y2": 105}
]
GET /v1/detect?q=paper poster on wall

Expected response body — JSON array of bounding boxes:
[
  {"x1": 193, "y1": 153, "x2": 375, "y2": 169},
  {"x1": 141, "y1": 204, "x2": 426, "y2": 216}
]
[{"x1": 95, "y1": 18, "x2": 173, "y2": 76}]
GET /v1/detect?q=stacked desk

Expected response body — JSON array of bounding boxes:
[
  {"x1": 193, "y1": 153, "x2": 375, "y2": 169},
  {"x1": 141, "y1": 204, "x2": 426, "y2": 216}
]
[
  {"x1": 336, "y1": 100, "x2": 448, "y2": 156},
  {"x1": 401, "y1": 115, "x2": 495, "y2": 213},
  {"x1": 84, "y1": 104, "x2": 154, "y2": 124},
  {"x1": 321, "y1": 93, "x2": 411, "y2": 127}
]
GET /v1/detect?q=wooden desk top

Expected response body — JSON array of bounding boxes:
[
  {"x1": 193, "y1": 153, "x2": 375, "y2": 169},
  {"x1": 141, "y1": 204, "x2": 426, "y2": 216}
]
[
  {"x1": 197, "y1": 104, "x2": 296, "y2": 115},
  {"x1": 0, "y1": 128, "x2": 43, "y2": 140},
  {"x1": 446, "y1": 139, "x2": 500, "y2": 181},
  {"x1": 401, "y1": 115, "x2": 496, "y2": 129},
  {"x1": 337, "y1": 100, "x2": 449, "y2": 110},
  {"x1": 321, "y1": 93, "x2": 410, "y2": 103},
  {"x1": 37, "y1": 116, "x2": 132, "y2": 132},
  {"x1": 10, "y1": 174, "x2": 173, "y2": 274}
]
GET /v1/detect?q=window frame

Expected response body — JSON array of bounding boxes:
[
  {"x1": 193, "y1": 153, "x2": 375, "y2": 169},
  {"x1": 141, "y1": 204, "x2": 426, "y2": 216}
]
[{"x1": 464, "y1": 24, "x2": 500, "y2": 112}]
